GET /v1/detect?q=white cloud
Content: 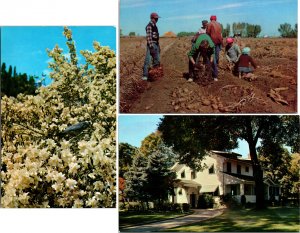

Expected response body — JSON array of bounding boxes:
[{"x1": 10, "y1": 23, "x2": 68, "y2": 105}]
[
  {"x1": 213, "y1": 0, "x2": 295, "y2": 11},
  {"x1": 165, "y1": 14, "x2": 210, "y2": 21},
  {"x1": 214, "y1": 3, "x2": 246, "y2": 10}
]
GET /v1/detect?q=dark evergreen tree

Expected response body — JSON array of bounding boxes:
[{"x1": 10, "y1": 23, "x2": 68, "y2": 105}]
[
  {"x1": 146, "y1": 144, "x2": 176, "y2": 208},
  {"x1": 1, "y1": 62, "x2": 39, "y2": 97},
  {"x1": 124, "y1": 152, "x2": 149, "y2": 206}
]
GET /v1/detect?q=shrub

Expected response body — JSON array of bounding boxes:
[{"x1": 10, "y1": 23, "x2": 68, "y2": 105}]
[
  {"x1": 241, "y1": 195, "x2": 246, "y2": 206},
  {"x1": 172, "y1": 203, "x2": 181, "y2": 212},
  {"x1": 182, "y1": 203, "x2": 190, "y2": 212},
  {"x1": 1, "y1": 27, "x2": 116, "y2": 208},
  {"x1": 198, "y1": 194, "x2": 214, "y2": 209}
]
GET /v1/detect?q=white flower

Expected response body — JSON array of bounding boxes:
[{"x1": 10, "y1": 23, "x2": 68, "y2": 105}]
[
  {"x1": 86, "y1": 197, "x2": 98, "y2": 207},
  {"x1": 52, "y1": 182, "x2": 63, "y2": 192},
  {"x1": 66, "y1": 178, "x2": 77, "y2": 189},
  {"x1": 73, "y1": 199, "x2": 83, "y2": 208},
  {"x1": 54, "y1": 172, "x2": 66, "y2": 183},
  {"x1": 94, "y1": 181, "x2": 104, "y2": 191},
  {"x1": 18, "y1": 192, "x2": 29, "y2": 205},
  {"x1": 68, "y1": 162, "x2": 80, "y2": 175},
  {"x1": 88, "y1": 173, "x2": 96, "y2": 179}
]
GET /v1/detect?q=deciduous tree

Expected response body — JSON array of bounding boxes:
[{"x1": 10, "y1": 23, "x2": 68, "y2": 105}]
[
  {"x1": 158, "y1": 116, "x2": 299, "y2": 209},
  {"x1": 119, "y1": 143, "x2": 138, "y2": 177}
]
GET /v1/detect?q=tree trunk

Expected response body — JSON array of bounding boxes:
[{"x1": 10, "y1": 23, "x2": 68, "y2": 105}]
[{"x1": 249, "y1": 144, "x2": 266, "y2": 209}]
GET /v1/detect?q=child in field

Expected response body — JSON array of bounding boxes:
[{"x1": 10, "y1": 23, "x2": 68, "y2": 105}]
[
  {"x1": 225, "y1": 37, "x2": 241, "y2": 75},
  {"x1": 238, "y1": 47, "x2": 258, "y2": 78}
]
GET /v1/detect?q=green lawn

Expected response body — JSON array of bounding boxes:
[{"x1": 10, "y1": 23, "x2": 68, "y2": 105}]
[
  {"x1": 166, "y1": 207, "x2": 299, "y2": 232},
  {"x1": 119, "y1": 211, "x2": 191, "y2": 229}
]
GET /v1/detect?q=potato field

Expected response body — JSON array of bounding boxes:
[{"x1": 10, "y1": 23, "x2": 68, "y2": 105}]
[{"x1": 120, "y1": 37, "x2": 297, "y2": 113}]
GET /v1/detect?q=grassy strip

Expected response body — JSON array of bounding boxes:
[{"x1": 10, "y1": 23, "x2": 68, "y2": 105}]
[
  {"x1": 165, "y1": 207, "x2": 299, "y2": 232},
  {"x1": 119, "y1": 210, "x2": 193, "y2": 229}
]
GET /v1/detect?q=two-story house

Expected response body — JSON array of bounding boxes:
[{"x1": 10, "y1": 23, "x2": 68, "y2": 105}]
[{"x1": 170, "y1": 150, "x2": 280, "y2": 208}]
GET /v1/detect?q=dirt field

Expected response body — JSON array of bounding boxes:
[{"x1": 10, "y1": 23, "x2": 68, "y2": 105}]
[{"x1": 120, "y1": 37, "x2": 297, "y2": 113}]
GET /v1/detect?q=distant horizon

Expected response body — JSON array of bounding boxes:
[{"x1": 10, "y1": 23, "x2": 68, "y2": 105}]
[{"x1": 120, "y1": 0, "x2": 298, "y2": 37}]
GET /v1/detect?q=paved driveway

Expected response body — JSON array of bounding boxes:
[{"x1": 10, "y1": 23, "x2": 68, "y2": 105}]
[{"x1": 120, "y1": 208, "x2": 225, "y2": 232}]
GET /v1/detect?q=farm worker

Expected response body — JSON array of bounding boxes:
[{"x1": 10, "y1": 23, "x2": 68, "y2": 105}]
[
  {"x1": 206, "y1": 15, "x2": 223, "y2": 79},
  {"x1": 225, "y1": 37, "x2": 241, "y2": 75},
  {"x1": 238, "y1": 47, "x2": 258, "y2": 78},
  {"x1": 191, "y1": 20, "x2": 208, "y2": 43},
  {"x1": 142, "y1": 12, "x2": 161, "y2": 81},
  {"x1": 187, "y1": 33, "x2": 216, "y2": 82}
]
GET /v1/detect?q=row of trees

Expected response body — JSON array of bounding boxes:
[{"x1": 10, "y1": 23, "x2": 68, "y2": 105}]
[
  {"x1": 1, "y1": 63, "x2": 40, "y2": 97},
  {"x1": 231, "y1": 22, "x2": 262, "y2": 38},
  {"x1": 122, "y1": 22, "x2": 297, "y2": 38},
  {"x1": 177, "y1": 22, "x2": 262, "y2": 38},
  {"x1": 278, "y1": 23, "x2": 297, "y2": 38},
  {"x1": 120, "y1": 116, "x2": 299, "y2": 210}
]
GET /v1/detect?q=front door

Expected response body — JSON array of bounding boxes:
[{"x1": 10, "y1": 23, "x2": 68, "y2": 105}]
[{"x1": 190, "y1": 194, "x2": 196, "y2": 208}]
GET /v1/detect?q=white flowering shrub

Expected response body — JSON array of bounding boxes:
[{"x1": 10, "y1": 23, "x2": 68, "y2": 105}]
[{"x1": 1, "y1": 27, "x2": 116, "y2": 208}]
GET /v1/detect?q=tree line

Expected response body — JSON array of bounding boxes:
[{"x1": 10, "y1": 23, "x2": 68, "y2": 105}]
[
  {"x1": 1, "y1": 62, "x2": 40, "y2": 97},
  {"x1": 176, "y1": 22, "x2": 297, "y2": 38}
]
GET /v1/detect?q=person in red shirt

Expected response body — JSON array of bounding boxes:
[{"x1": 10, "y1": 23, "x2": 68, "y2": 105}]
[
  {"x1": 206, "y1": 15, "x2": 223, "y2": 80},
  {"x1": 238, "y1": 47, "x2": 258, "y2": 78}
]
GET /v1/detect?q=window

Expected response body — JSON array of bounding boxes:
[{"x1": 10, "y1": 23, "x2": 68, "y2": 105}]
[
  {"x1": 178, "y1": 188, "x2": 183, "y2": 195},
  {"x1": 209, "y1": 164, "x2": 215, "y2": 174},
  {"x1": 230, "y1": 184, "x2": 240, "y2": 195},
  {"x1": 275, "y1": 187, "x2": 279, "y2": 196},
  {"x1": 269, "y1": 186, "x2": 280, "y2": 196},
  {"x1": 237, "y1": 165, "x2": 241, "y2": 174},
  {"x1": 227, "y1": 162, "x2": 231, "y2": 173},
  {"x1": 245, "y1": 166, "x2": 249, "y2": 173},
  {"x1": 191, "y1": 171, "x2": 197, "y2": 179},
  {"x1": 244, "y1": 184, "x2": 255, "y2": 195},
  {"x1": 181, "y1": 171, "x2": 185, "y2": 178}
]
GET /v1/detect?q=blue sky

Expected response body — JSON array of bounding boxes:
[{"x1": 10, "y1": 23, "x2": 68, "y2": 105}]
[
  {"x1": 1, "y1": 26, "x2": 116, "y2": 85},
  {"x1": 118, "y1": 115, "x2": 250, "y2": 158},
  {"x1": 120, "y1": 0, "x2": 298, "y2": 37}
]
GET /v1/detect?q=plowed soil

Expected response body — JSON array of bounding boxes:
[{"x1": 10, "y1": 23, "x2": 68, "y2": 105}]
[{"x1": 119, "y1": 37, "x2": 297, "y2": 113}]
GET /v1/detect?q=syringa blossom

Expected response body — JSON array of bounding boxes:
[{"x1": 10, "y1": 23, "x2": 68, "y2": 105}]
[{"x1": 1, "y1": 27, "x2": 116, "y2": 208}]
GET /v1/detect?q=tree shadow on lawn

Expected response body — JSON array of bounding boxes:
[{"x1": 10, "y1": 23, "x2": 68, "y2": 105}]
[
  {"x1": 165, "y1": 207, "x2": 299, "y2": 232},
  {"x1": 119, "y1": 211, "x2": 191, "y2": 229}
]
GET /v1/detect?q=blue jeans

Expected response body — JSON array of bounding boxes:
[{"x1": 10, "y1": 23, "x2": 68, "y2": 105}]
[
  {"x1": 212, "y1": 57, "x2": 218, "y2": 78},
  {"x1": 212, "y1": 44, "x2": 221, "y2": 78},
  {"x1": 238, "y1": 67, "x2": 253, "y2": 73},
  {"x1": 143, "y1": 43, "x2": 160, "y2": 77},
  {"x1": 215, "y1": 44, "x2": 222, "y2": 65}
]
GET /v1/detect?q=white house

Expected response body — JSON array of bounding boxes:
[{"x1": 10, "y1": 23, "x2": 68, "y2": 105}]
[{"x1": 170, "y1": 151, "x2": 280, "y2": 208}]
